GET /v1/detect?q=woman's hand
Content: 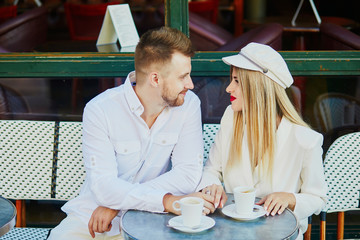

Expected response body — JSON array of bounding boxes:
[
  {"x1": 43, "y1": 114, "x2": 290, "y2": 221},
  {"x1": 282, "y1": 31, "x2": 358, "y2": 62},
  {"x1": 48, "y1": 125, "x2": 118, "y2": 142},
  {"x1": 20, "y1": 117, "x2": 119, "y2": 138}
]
[
  {"x1": 256, "y1": 192, "x2": 296, "y2": 216},
  {"x1": 201, "y1": 184, "x2": 228, "y2": 210}
]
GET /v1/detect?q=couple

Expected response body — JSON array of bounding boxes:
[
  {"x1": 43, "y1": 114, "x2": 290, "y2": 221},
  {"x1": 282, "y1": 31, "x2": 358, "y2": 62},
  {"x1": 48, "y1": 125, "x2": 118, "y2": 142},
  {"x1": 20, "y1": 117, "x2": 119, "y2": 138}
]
[{"x1": 48, "y1": 27, "x2": 327, "y2": 240}]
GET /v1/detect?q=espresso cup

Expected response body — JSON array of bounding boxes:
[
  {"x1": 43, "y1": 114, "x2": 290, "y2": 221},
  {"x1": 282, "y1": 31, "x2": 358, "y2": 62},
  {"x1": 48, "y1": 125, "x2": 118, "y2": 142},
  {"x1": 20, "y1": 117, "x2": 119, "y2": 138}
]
[
  {"x1": 172, "y1": 197, "x2": 204, "y2": 228},
  {"x1": 233, "y1": 186, "x2": 256, "y2": 215}
]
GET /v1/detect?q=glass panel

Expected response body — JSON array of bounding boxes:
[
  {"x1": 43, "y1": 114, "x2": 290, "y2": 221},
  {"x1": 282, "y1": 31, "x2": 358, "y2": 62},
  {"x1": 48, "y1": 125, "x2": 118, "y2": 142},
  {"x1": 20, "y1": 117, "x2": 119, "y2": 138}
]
[
  {"x1": 0, "y1": 2, "x2": 165, "y2": 53},
  {"x1": 1, "y1": 75, "x2": 359, "y2": 126},
  {"x1": 0, "y1": 77, "x2": 125, "y2": 121},
  {"x1": 193, "y1": 76, "x2": 229, "y2": 124}
]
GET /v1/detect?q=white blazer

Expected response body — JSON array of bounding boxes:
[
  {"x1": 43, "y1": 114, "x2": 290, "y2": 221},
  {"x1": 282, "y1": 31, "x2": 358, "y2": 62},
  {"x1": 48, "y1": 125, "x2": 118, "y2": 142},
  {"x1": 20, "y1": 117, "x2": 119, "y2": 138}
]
[{"x1": 197, "y1": 106, "x2": 327, "y2": 235}]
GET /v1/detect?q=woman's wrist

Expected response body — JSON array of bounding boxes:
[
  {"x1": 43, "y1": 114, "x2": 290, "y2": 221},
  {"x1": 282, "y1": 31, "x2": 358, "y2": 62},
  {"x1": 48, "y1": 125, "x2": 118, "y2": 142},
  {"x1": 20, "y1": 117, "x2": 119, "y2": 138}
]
[{"x1": 288, "y1": 193, "x2": 296, "y2": 211}]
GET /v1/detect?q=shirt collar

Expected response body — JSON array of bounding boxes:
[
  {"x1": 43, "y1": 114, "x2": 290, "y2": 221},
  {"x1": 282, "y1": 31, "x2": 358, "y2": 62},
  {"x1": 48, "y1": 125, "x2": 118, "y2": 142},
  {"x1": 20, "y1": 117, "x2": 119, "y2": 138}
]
[{"x1": 124, "y1": 71, "x2": 144, "y2": 115}]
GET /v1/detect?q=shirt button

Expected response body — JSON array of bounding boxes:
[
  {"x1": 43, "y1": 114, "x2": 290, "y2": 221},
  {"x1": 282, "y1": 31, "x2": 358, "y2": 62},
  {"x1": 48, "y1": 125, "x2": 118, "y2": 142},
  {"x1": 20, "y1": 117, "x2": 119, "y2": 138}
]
[
  {"x1": 124, "y1": 149, "x2": 128, "y2": 153},
  {"x1": 162, "y1": 140, "x2": 166, "y2": 144}
]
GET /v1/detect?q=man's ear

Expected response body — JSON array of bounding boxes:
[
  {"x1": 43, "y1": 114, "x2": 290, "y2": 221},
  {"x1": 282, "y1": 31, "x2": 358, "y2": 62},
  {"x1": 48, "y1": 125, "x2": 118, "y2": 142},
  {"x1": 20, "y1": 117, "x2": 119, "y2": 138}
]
[{"x1": 149, "y1": 72, "x2": 159, "y2": 87}]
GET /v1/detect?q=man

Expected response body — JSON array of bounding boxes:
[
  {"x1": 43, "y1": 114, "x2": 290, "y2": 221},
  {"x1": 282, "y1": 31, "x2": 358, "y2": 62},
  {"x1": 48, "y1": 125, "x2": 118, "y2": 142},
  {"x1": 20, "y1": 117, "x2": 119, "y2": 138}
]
[{"x1": 48, "y1": 27, "x2": 215, "y2": 239}]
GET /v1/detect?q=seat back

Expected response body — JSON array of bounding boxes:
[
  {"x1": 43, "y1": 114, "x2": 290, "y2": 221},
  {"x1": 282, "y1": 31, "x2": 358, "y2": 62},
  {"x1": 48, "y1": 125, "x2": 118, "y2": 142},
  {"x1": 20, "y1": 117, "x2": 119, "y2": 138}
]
[
  {"x1": 314, "y1": 93, "x2": 360, "y2": 133},
  {"x1": 64, "y1": 2, "x2": 119, "y2": 41},
  {"x1": 0, "y1": 120, "x2": 220, "y2": 201},
  {"x1": 189, "y1": 12, "x2": 233, "y2": 51},
  {"x1": 0, "y1": 6, "x2": 47, "y2": 52},
  {"x1": 55, "y1": 121, "x2": 85, "y2": 200},
  {"x1": 0, "y1": 6, "x2": 17, "y2": 25},
  {"x1": 320, "y1": 22, "x2": 360, "y2": 50},
  {"x1": 202, "y1": 124, "x2": 220, "y2": 163},
  {"x1": 0, "y1": 120, "x2": 54, "y2": 200},
  {"x1": 322, "y1": 132, "x2": 360, "y2": 213},
  {"x1": 188, "y1": 0, "x2": 219, "y2": 24}
]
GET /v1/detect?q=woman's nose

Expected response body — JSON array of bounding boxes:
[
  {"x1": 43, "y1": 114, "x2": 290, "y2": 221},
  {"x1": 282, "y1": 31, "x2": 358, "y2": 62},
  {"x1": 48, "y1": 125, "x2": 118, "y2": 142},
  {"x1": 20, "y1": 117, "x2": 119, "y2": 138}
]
[{"x1": 226, "y1": 82, "x2": 233, "y2": 93}]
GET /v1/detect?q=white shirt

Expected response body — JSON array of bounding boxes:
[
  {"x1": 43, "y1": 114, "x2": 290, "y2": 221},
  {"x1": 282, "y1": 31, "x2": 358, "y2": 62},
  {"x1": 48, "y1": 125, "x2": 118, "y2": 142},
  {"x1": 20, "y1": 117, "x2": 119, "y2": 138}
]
[
  {"x1": 197, "y1": 106, "x2": 327, "y2": 236},
  {"x1": 62, "y1": 71, "x2": 204, "y2": 235}
]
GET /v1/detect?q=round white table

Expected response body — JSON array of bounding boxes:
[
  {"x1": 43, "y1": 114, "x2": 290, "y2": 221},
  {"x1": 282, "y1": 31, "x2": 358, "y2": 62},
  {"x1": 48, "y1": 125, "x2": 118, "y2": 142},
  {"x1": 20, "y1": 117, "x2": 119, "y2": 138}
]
[{"x1": 121, "y1": 195, "x2": 299, "y2": 240}]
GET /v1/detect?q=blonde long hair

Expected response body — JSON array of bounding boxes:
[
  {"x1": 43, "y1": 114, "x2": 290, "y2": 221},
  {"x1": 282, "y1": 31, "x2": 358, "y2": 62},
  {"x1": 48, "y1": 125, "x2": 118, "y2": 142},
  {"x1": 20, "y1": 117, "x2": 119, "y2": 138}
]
[{"x1": 226, "y1": 67, "x2": 309, "y2": 179}]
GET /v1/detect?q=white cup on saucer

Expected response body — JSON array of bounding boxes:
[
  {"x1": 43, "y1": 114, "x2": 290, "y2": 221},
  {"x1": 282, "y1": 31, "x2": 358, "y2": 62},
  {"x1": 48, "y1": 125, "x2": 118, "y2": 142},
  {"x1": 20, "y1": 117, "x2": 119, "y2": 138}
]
[
  {"x1": 172, "y1": 197, "x2": 204, "y2": 228},
  {"x1": 233, "y1": 186, "x2": 256, "y2": 215}
]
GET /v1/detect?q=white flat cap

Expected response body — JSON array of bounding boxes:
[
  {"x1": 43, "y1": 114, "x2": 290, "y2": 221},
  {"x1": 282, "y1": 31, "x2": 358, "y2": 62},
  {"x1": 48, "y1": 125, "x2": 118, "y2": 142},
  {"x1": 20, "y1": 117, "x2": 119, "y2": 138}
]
[{"x1": 222, "y1": 42, "x2": 293, "y2": 88}]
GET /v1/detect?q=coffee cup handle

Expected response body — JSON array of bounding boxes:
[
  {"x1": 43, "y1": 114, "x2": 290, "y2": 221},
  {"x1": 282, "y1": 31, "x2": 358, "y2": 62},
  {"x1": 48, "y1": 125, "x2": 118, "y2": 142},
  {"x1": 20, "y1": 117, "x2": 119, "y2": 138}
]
[{"x1": 172, "y1": 200, "x2": 181, "y2": 211}]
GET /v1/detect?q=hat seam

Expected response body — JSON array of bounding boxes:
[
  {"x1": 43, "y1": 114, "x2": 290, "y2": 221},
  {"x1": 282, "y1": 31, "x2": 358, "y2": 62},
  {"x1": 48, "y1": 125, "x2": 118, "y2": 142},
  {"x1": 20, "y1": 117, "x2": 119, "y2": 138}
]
[{"x1": 240, "y1": 52, "x2": 268, "y2": 74}]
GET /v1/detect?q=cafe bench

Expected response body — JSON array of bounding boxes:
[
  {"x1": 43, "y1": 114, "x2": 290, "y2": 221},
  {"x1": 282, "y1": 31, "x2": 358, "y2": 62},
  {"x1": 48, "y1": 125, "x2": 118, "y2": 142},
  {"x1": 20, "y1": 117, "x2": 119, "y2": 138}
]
[{"x1": 0, "y1": 120, "x2": 219, "y2": 239}]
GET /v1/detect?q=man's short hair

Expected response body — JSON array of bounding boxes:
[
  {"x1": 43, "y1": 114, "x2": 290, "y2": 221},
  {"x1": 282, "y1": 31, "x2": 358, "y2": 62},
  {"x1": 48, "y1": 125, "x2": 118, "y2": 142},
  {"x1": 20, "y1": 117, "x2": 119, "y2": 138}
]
[{"x1": 134, "y1": 26, "x2": 194, "y2": 74}]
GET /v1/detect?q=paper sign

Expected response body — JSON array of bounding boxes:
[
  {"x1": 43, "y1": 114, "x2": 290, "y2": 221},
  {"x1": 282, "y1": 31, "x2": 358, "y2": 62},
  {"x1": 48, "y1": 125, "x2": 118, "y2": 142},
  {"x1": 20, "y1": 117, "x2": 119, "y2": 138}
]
[
  {"x1": 96, "y1": 43, "x2": 119, "y2": 52},
  {"x1": 97, "y1": 4, "x2": 139, "y2": 52}
]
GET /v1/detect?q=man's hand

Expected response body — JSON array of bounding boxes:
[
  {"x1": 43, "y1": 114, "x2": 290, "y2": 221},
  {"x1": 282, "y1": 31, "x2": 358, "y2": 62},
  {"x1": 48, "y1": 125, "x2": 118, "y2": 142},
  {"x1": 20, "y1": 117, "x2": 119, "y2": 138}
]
[
  {"x1": 256, "y1": 192, "x2": 296, "y2": 216},
  {"x1": 163, "y1": 192, "x2": 216, "y2": 215},
  {"x1": 88, "y1": 206, "x2": 119, "y2": 238}
]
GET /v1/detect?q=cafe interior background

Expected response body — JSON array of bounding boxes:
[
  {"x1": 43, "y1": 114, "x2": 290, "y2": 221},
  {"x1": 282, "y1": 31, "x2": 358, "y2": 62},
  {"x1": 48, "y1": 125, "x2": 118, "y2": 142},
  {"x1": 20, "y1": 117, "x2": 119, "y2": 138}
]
[{"x1": 0, "y1": 0, "x2": 359, "y2": 239}]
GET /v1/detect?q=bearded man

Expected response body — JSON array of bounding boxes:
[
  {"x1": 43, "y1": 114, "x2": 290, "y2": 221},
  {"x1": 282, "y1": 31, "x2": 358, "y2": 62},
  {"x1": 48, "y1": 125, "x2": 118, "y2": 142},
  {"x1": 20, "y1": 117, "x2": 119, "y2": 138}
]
[{"x1": 48, "y1": 27, "x2": 215, "y2": 240}]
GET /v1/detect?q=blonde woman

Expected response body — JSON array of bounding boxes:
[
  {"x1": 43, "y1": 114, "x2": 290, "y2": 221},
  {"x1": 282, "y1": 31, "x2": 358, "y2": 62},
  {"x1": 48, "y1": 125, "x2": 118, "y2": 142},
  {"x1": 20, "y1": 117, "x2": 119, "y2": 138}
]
[{"x1": 197, "y1": 42, "x2": 327, "y2": 238}]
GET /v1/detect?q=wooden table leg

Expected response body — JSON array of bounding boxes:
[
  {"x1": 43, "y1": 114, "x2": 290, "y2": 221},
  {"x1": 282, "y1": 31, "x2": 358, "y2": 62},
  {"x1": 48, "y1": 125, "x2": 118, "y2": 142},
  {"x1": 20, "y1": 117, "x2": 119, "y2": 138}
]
[{"x1": 15, "y1": 200, "x2": 26, "y2": 227}]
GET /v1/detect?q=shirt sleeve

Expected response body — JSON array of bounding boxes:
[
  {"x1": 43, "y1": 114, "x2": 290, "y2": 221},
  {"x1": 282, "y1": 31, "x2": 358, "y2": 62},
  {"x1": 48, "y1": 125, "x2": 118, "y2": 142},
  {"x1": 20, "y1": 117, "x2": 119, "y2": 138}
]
[
  {"x1": 293, "y1": 133, "x2": 328, "y2": 221},
  {"x1": 82, "y1": 95, "x2": 203, "y2": 213}
]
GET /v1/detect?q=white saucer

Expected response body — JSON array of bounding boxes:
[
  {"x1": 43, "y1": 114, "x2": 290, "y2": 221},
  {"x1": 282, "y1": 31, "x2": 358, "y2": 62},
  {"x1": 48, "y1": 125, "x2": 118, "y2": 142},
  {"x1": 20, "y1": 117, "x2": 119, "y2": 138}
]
[
  {"x1": 222, "y1": 204, "x2": 266, "y2": 221},
  {"x1": 167, "y1": 215, "x2": 215, "y2": 233}
]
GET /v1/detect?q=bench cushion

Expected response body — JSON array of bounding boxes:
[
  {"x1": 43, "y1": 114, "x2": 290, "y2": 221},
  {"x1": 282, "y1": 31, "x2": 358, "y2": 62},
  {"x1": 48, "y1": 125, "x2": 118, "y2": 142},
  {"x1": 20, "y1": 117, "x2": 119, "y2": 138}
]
[{"x1": 0, "y1": 227, "x2": 51, "y2": 240}]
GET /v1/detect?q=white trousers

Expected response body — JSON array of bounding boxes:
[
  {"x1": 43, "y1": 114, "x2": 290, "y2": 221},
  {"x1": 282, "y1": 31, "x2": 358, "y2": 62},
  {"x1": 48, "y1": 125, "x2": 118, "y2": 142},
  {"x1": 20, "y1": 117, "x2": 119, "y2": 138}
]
[{"x1": 48, "y1": 214, "x2": 124, "y2": 240}]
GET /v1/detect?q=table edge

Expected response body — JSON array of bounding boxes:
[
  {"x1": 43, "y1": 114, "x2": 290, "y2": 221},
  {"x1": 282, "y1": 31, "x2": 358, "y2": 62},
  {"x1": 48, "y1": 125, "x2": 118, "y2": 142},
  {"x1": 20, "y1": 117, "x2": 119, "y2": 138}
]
[
  {"x1": 283, "y1": 208, "x2": 300, "y2": 240},
  {"x1": 121, "y1": 210, "x2": 137, "y2": 240},
  {"x1": 0, "y1": 197, "x2": 16, "y2": 237}
]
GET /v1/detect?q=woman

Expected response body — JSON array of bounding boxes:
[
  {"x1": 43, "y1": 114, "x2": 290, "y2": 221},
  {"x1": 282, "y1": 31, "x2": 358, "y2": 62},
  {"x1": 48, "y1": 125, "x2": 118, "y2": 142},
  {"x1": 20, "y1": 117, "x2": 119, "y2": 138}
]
[{"x1": 197, "y1": 42, "x2": 327, "y2": 237}]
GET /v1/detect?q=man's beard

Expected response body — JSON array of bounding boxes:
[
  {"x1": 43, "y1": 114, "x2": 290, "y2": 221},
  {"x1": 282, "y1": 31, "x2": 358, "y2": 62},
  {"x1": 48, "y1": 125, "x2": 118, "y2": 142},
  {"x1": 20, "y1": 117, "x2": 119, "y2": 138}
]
[{"x1": 162, "y1": 84, "x2": 186, "y2": 107}]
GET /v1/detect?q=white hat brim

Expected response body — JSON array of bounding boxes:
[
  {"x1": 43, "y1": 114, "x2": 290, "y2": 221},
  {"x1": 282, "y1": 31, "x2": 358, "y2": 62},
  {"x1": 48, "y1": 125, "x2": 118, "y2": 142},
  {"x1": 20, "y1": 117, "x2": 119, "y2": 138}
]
[{"x1": 222, "y1": 54, "x2": 264, "y2": 73}]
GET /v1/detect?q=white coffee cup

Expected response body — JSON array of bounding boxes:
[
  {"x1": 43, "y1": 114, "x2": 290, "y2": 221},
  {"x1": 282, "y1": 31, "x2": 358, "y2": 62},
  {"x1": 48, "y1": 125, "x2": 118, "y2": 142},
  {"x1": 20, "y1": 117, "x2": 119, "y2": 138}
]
[
  {"x1": 233, "y1": 186, "x2": 256, "y2": 215},
  {"x1": 172, "y1": 197, "x2": 204, "y2": 228}
]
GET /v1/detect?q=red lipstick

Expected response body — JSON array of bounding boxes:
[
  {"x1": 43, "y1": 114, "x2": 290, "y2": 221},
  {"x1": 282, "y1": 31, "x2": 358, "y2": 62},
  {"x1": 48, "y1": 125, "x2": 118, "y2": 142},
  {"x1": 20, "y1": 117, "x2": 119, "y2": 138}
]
[{"x1": 230, "y1": 96, "x2": 237, "y2": 102}]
